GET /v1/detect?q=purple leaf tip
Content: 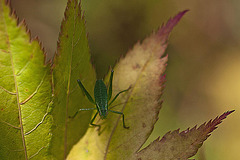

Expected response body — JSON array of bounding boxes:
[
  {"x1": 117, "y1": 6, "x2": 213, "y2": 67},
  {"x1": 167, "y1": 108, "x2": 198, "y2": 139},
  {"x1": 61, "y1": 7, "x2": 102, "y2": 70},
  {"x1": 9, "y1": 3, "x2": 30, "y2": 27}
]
[{"x1": 157, "y1": 10, "x2": 189, "y2": 42}]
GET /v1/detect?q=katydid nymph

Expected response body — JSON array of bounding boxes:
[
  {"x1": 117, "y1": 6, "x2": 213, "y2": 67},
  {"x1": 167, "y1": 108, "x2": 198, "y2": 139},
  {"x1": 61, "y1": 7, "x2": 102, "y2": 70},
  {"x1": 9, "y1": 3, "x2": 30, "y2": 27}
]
[{"x1": 70, "y1": 70, "x2": 131, "y2": 132}]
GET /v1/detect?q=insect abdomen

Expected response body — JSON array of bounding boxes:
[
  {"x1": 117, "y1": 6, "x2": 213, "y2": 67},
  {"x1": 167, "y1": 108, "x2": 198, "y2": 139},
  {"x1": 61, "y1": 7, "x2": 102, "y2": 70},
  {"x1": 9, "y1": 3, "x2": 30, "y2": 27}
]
[{"x1": 94, "y1": 80, "x2": 108, "y2": 114}]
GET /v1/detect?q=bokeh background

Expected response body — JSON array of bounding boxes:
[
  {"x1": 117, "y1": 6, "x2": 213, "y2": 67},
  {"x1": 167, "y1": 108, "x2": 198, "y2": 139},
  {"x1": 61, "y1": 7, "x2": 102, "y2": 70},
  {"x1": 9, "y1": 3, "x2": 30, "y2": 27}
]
[{"x1": 11, "y1": 0, "x2": 240, "y2": 159}]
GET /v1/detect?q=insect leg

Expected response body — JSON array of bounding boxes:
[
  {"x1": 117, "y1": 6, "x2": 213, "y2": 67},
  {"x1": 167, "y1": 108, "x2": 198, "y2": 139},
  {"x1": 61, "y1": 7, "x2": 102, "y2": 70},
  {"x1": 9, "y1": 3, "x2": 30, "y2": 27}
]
[
  {"x1": 108, "y1": 86, "x2": 131, "y2": 106},
  {"x1": 69, "y1": 108, "x2": 96, "y2": 119},
  {"x1": 107, "y1": 70, "x2": 114, "y2": 101},
  {"x1": 77, "y1": 79, "x2": 95, "y2": 104},
  {"x1": 90, "y1": 111, "x2": 101, "y2": 131},
  {"x1": 109, "y1": 110, "x2": 129, "y2": 129}
]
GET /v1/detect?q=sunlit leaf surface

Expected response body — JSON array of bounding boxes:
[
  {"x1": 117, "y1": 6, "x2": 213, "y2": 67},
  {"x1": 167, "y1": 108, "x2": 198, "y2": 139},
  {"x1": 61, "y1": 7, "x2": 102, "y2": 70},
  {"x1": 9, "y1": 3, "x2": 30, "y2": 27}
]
[{"x1": 0, "y1": 1, "x2": 52, "y2": 159}]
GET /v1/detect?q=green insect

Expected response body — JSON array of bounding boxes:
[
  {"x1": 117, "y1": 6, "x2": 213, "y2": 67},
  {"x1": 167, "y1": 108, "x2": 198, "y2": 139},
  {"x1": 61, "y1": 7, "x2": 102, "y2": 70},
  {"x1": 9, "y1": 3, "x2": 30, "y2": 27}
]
[{"x1": 71, "y1": 70, "x2": 130, "y2": 131}]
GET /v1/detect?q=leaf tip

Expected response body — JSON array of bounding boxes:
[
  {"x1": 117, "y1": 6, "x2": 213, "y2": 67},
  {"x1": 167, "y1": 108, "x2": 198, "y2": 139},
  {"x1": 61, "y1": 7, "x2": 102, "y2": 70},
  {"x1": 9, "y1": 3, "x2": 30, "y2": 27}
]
[
  {"x1": 3, "y1": 0, "x2": 49, "y2": 65},
  {"x1": 157, "y1": 10, "x2": 189, "y2": 43},
  {"x1": 199, "y1": 110, "x2": 235, "y2": 138},
  {"x1": 224, "y1": 110, "x2": 235, "y2": 116}
]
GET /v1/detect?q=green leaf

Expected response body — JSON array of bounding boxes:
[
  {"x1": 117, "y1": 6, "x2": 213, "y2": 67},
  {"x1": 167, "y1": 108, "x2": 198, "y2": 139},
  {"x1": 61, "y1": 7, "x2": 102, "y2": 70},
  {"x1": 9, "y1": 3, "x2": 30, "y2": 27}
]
[
  {"x1": 50, "y1": 0, "x2": 96, "y2": 159},
  {"x1": 0, "y1": 1, "x2": 52, "y2": 159},
  {"x1": 67, "y1": 10, "x2": 188, "y2": 160},
  {"x1": 136, "y1": 110, "x2": 234, "y2": 160}
]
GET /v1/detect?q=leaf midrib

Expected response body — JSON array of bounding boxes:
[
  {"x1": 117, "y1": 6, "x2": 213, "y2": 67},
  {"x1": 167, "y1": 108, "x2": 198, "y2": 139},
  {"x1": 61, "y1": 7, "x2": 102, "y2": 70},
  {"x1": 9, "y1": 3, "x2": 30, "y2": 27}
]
[
  {"x1": 1, "y1": 3, "x2": 28, "y2": 159},
  {"x1": 64, "y1": 4, "x2": 77, "y2": 158}
]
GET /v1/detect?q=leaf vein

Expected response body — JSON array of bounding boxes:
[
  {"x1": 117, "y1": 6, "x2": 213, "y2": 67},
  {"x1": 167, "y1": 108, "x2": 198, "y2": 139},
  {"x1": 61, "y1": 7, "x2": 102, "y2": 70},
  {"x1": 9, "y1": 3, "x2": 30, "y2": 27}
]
[
  {"x1": 0, "y1": 85, "x2": 16, "y2": 95},
  {"x1": 16, "y1": 60, "x2": 30, "y2": 76},
  {"x1": 0, "y1": 120, "x2": 21, "y2": 129},
  {"x1": 29, "y1": 146, "x2": 45, "y2": 159},
  {"x1": 24, "y1": 101, "x2": 52, "y2": 135},
  {"x1": 20, "y1": 72, "x2": 46, "y2": 105}
]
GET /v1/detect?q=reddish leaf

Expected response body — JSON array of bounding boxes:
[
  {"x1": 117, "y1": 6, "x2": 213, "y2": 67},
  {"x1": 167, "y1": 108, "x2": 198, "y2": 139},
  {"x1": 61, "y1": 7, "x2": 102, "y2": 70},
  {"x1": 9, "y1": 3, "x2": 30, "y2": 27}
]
[{"x1": 136, "y1": 110, "x2": 234, "y2": 160}]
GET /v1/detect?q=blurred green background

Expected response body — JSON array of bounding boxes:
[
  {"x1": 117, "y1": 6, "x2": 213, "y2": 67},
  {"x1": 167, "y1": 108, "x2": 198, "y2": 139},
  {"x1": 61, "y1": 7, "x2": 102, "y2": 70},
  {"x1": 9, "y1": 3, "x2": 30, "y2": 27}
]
[{"x1": 11, "y1": 0, "x2": 240, "y2": 159}]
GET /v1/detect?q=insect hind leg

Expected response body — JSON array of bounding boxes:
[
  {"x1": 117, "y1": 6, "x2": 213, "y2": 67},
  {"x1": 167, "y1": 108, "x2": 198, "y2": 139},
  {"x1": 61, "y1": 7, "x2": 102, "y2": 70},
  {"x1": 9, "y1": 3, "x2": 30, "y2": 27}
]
[
  {"x1": 109, "y1": 110, "x2": 129, "y2": 129},
  {"x1": 90, "y1": 111, "x2": 102, "y2": 133}
]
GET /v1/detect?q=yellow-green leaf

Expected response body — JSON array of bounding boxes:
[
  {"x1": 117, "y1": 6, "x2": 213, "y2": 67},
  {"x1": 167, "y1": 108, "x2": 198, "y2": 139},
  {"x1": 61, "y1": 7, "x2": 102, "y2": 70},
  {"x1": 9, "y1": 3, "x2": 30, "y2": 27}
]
[
  {"x1": 50, "y1": 0, "x2": 96, "y2": 159},
  {"x1": 0, "y1": 1, "x2": 52, "y2": 159},
  {"x1": 67, "y1": 10, "x2": 188, "y2": 160}
]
